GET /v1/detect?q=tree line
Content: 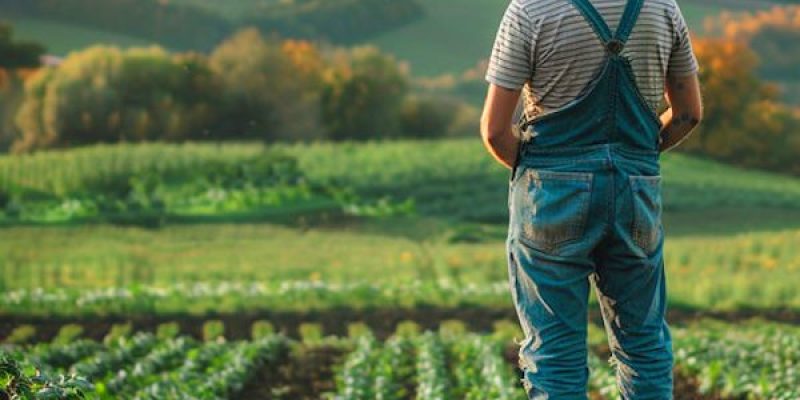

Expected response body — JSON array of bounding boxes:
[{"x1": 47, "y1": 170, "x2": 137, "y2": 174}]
[{"x1": 4, "y1": 27, "x2": 472, "y2": 152}]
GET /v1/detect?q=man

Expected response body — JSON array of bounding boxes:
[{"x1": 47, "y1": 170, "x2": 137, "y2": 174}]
[{"x1": 480, "y1": 0, "x2": 702, "y2": 398}]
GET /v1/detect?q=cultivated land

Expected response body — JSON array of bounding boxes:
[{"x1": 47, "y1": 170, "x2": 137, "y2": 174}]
[{"x1": 1, "y1": 139, "x2": 799, "y2": 398}]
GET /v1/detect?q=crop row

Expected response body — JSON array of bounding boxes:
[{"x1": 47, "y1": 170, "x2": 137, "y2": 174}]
[
  {"x1": 4, "y1": 319, "x2": 800, "y2": 399},
  {"x1": 6, "y1": 271, "x2": 800, "y2": 320},
  {"x1": 0, "y1": 280, "x2": 511, "y2": 317},
  {"x1": 674, "y1": 320, "x2": 800, "y2": 399},
  {"x1": 2, "y1": 329, "x2": 289, "y2": 400}
]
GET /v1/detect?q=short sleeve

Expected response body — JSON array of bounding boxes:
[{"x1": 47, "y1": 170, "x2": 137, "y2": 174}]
[
  {"x1": 667, "y1": 2, "x2": 699, "y2": 77},
  {"x1": 485, "y1": 1, "x2": 535, "y2": 90}
]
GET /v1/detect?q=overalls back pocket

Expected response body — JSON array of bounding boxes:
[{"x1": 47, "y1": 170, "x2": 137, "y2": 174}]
[
  {"x1": 629, "y1": 175, "x2": 663, "y2": 255},
  {"x1": 510, "y1": 169, "x2": 593, "y2": 253}
]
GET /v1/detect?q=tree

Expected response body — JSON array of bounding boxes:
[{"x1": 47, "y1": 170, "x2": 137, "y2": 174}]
[
  {"x1": 13, "y1": 46, "x2": 221, "y2": 151},
  {"x1": 320, "y1": 46, "x2": 409, "y2": 140},
  {"x1": 209, "y1": 28, "x2": 324, "y2": 141},
  {"x1": 399, "y1": 95, "x2": 452, "y2": 139},
  {"x1": 681, "y1": 37, "x2": 800, "y2": 174}
]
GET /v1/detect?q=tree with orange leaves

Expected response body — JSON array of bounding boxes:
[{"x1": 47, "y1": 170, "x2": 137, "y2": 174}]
[{"x1": 682, "y1": 37, "x2": 800, "y2": 174}]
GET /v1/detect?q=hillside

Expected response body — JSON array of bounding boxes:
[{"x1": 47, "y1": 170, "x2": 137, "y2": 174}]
[
  {"x1": 0, "y1": 0, "x2": 421, "y2": 53},
  {"x1": 7, "y1": 16, "x2": 156, "y2": 56},
  {"x1": 370, "y1": 0, "x2": 781, "y2": 75},
  {"x1": 3, "y1": 0, "x2": 778, "y2": 76}
]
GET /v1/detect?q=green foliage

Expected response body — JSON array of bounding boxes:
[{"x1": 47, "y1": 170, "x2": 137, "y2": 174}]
[
  {"x1": 14, "y1": 46, "x2": 220, "y2": 151},
  {"x1": 155, "y1": 323, "x2": 180, "y2": 341},
  {"x1": 333, "y1": 332, "x2": 416, "y2": 400},
  {"x1": 7, "y1": 322, "x2": 800, "y2": 399},
  {"x1": 4, "y1": 331, "x2": 288, "y2": 399},
  {"x1": 102, "y1": 324, "x2": 132, "y2": 346},
  {"x1": 399, "y1": 96, "x2": 453, "y2": 139},
  {"x1": 52, "y1": 325, "x2": 83, "y2": 346},
  {"x1": 0, "y1": 143, "x2": 310, "y2": 224},
  {"x1": 3, "y1": 221, "x2": 800, "y2": 316},
  {"x1": 394, "y1": 321, "x2": 421, "y2": 337},
  {"x1": 414, "y1": 332, "x2": 450, "y2": 400},
  {"x1": 298, "y1": 323, "x2": 324, "y2": 344},
  {"x1": 4, "y1": 325, "x2": 36, "y2": 345},
  {"x1": 346, "y1": 323, "x2": 372, "y2": 340},
  {"x1": 0, "y1": 356, "x2": 94, "y2": 400},
  {"x1": 321, "y1": 47, "x2": 409, "y2": 140},
  {"x1": 202, "y1": 321, "x2": 225, "y2": 343},
  {"x1": 250, "y1": 321, "x2": 275, "y2": 340},
  {"x1": 9, "y1": 29, "x2": 457, "y2": 149},
  {"x1": 674, "y1": 320, "x2": 800, "y2": 398},
  {"x1": 208, "y1": 29, "x2": 323, "y2": 141}
]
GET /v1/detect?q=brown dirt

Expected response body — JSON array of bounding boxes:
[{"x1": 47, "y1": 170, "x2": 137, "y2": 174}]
[{"x1": 238, "y1": 345, "x2": 347, "y2": 400}]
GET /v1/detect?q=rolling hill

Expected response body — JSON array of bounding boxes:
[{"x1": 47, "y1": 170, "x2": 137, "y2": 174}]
[
  {"x1": 3, "y1": 0, "x2": 779, "y2": 76},
  {"x1": 368, "y1": 0, "x2": 781, "y2": 76}
]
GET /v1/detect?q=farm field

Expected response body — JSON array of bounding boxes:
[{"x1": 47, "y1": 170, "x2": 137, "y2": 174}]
[
  {"x1": 1, "y1": 139, "x2": 800, "y2": 398},
  {"x1": 2, "y1": 319, "x2": 798, "y2": 399},
  {"x1": 2, "y1": 222, "x2": 800, "y2": 318},
  {"x1": 1, "y1": 140, "x2": 800, "y2": 318}
]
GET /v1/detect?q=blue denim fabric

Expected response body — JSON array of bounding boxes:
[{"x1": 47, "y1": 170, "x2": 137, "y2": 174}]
[{"x1": 505, "y1": 0, "x2": 674, "y2": 398}]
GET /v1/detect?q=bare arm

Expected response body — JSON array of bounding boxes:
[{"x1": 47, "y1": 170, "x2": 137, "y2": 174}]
[
  {"x1": 659, "y1": 73, "x2": 703, "y2": 152},
  {"x1": 480, "y1": 84, "x2": 522, "y2": 169}
]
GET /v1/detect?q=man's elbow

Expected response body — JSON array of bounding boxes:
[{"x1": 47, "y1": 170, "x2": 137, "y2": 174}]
[
  {"x1": 479, "y1": 115, "x2": 508, "y2": 144},
  {"x1": 689, "y1": 106, "x2": 703, "y2": 129},
  {"x1": 673, "y1": 104, "x2": 703, "y2": 130}
]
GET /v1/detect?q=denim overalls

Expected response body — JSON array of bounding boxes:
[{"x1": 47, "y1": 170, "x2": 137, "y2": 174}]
[{"x1": 506, "y1": 0, "x2": 673, "y2": 398}]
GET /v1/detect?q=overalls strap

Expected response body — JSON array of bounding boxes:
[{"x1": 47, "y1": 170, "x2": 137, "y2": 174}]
[
  {"x1": 569, "y1": 0, "x2": 645, "y2": 53},
  {"x1": 614, "y1": 0, "x2": 644, "y2": 43},
  {"x1": 568, "y1": 0, "x2": 613, "y2": 44}
]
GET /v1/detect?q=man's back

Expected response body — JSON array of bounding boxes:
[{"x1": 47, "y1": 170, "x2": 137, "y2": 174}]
[
  {"x1": 486, "y1": 0, "x2": 698, "y2": 120},
  {"x1": 479, "y1": 0, "x2": 704, "y2": 398}
]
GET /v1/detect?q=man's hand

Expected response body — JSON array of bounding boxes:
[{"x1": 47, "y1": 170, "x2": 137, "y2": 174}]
[
  {"x1": 659, "y1": 73, "x2": 703, "y2": 152},
  {"x1": 480, "y1": 84, "x2": 522, "y2": 169}
]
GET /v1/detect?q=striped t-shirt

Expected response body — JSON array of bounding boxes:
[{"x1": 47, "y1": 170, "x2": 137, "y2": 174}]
[{"x1": 485, "y1": 0, "x2": 699, "y2": 120}]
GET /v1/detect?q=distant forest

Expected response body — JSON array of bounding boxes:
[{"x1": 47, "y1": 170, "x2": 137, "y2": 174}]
[{"x1": 0, "y1": 0, "x2": 423, "y2": 50}]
